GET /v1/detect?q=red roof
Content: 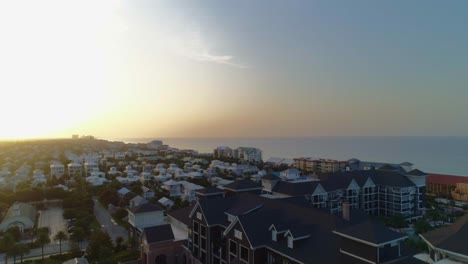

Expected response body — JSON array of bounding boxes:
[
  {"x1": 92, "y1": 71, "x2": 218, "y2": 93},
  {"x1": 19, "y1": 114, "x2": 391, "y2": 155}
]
[{"x1": 427, "y1": 173, "x2": 468, "y2": 185}]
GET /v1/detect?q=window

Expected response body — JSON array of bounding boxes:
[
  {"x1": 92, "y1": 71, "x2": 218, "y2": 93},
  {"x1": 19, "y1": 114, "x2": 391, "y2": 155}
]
[
  {"x1": 193, "y1": 221, "x2": 199, "y2": 233},
  {"x1": 227, "y1": 214, "x2": 235, "y2": 222},
  {"x1": 234, "y1": 229, "x2": 243, "y2": 240},
  {"x1": 196, "y1": 212, "x2": 202, "y2": 220},
  {"x1": 193, "y1": 233, "x2": 199, "y2": 246},
  {"x1": 200, "y1": 225, "x2": 207, "y2": 237},
  {"x1": 229, "y1": 240, "x2": 238, "y2": 256},
  {"x1": 240, "y1": 245, "x2": 249, "y2": 262},
  {"x1": 201, "y1": 237, "x2": 206, "y2": 250},
  {"x1": 287, "y1": 236, "x2": 293, "y2": 249},
  {"x1": 272, "y1": 230, "x2": 277, "y2": 241}
]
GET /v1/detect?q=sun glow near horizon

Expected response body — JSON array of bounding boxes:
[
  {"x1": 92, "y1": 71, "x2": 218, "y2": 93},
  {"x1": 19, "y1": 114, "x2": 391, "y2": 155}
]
[{"x1": 0, "y1": 0, "x2": 126, "y2": 139}]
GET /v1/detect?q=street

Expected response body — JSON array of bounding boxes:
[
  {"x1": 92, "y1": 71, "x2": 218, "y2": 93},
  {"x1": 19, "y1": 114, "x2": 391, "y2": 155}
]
[{"x1": 93, "y1": 198, "x2": 128, "y2": 243}]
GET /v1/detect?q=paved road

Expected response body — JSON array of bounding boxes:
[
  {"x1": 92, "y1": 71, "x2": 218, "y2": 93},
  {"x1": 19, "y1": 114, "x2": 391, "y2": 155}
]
[
  {"x1": 93, "y1": 198, "x2": 128, "y2": 243},
  {"x1": 38, "y1": 206, "x2": 67, "y2": 239}
]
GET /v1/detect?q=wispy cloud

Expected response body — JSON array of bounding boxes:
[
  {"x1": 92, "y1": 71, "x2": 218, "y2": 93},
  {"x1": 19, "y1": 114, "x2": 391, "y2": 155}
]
[
  {"x1": 165, "y1": 24, "x2": 249, "y2": 69},
  {"x1": 189, "y1": 51, "x2": 249, "y2": 69}
]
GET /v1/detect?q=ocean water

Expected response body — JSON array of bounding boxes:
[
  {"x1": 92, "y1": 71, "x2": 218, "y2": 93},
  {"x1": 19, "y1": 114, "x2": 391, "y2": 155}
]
[{"x1": 114, "y1": 137, "x2": 468, "y2": 176}]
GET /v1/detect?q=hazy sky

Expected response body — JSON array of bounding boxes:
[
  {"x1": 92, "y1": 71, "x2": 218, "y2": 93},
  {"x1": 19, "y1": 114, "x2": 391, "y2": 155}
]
[{"x1": 1, "y1": 0, "x2": 467, "y2": 139}]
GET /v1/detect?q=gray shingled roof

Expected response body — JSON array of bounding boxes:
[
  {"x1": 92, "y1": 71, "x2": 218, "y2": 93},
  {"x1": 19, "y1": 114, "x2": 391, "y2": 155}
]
[
  {"x1": 128, "y1": 203, "x2": 163, "y2": 214},
  {"x1": 143, "y1": 224, "x2": 174, "y2": 244},
  {"x1": 223, "y1": 179, "x2": 263, "y2": 191}
]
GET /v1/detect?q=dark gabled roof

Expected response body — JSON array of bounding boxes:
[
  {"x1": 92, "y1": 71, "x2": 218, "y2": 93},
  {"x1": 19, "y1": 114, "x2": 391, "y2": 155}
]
[
  {"x1": 223, "y1": 179, "x2": 262, "y2": 191},
  {"x1": 320, "y1": 174, "x2": 355, "y2": 191},
  {"x1": 272, "y1": 181, "x2": 320, "y2": 196},
  {"x1": 143, "y1": 224, "x2": 174, "y2": 244},
  {"x1": 378, "y1": 164, "x2": 398, "y2": 171},
  {"x1": 406, "y1": 169, "x2": 427, "y2": 176},
  {"x1": 328, "y1": 170, "x2": 416, "y2": 188},
  {"x1": 167, "y1": 203, "x2": 195, "y2": 226},
  {"x1": 334, "y1": 217, "x2": 406, "y2": 245},
  {"x1": 128, "y1": 203, "x2": 163, "y2": 214},
  {"x1": 421, "y1": 213, "x2": 468, "y2": 256},
  {"x1": 196, "y1": 186, "x2": 224, "y2": 195},
  {"x1": 261, "y1": 173, "x2": 281, "y2": 181}
]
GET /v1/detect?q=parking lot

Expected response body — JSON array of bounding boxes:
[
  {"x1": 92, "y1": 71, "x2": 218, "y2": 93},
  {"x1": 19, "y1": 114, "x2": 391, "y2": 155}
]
[{"x1": 38, "y1": 206, "x2": 66, "y2": 239}]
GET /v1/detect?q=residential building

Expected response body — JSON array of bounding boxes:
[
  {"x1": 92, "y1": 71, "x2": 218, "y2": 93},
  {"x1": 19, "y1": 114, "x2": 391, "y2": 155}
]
[
  {"x1": 130, "y1": 195, "x2": 148, "y2": 208},
  {"x1": 142, "y1": 186, "x2": 155, "y2": 199},
  {"x1": 127, "y1": 203, "x2": 164, "y2": 239},
  {"x1": 50, "y1": 163, "x2": 65, "y2": 178},
  {"x1": 0, "y1": 202, "x2": 36, "y2": 232},
  {"x1": 213, "y1": 146, "x2": 233, "y2": 159},
  {"x1": 451, "y1": 182, "x2": 468, "y2": 202},
  {"x1": 196, "y1": 186, "x2": 225, "y2": 200},
  {"x1": 158, "y1": 197, "x2": 175, "y2": 208},
  {"x1": 262, "y1": 168, "x2": 427, "y2": 220},
  {"x1": 426, "y1": 173, "x2": 468, "y2": 197},
  {"x1": 420, "y1": 213, "x2": 468, "y2": 263},
  {"x1": 279, "y1": 168, "x2": 302, "y2": 181},
  {"x1": 179, "y1": 194, "x2": 416, "y2": 264},
  {"x1": 236, "y1": 147, "x2": 262, "y2": 163},
  {"x1": 140, "y1": 224, "x2": 191, "y2": 264},
  {"x1": 293, "y1": 158, "x2": 347, "y2": 173},
  {"x1": 180, "y1": 181, "x2": 204, "y2": 202},
  {"x1": 68, "y1": 162, "x2": 82, "y2": 177},
  {"x1": 221, "y1": 179, "x2": 263, "y2": 197},
  {"x1": 163, "y1": 180, "x2": 183, "y2": 197}
]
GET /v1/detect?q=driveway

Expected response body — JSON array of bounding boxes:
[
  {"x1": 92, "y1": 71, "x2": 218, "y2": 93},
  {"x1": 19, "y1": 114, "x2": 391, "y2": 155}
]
[
  {"x1": 38, "y1": 206, "x2": 67, "y2": 239},
  {"x1": 93, "y1": 198, "x2": 128, "y2": 243}
]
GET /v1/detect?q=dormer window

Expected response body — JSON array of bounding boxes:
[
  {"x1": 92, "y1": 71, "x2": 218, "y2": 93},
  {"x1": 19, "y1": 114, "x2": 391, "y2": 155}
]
[
  {"x1": 287, "y1": 235, "x2": 293, "y2": 249},
  {"x1": 272, "y1": 229, "x2": 277, "y2": 241},
  {"x1": 227, "y1": 214, "x2": 235, "y2": 222}
]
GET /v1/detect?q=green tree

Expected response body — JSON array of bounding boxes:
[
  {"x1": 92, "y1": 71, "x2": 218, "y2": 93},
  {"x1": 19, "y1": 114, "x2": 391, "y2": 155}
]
[
  {"x1": 54, "y1": 231, "x2": 68, "y2": 255},
  {"x1": 86, "y1": 231, "x2": 114, "y2": 261},
  {"x1": 15, "y1": 244, "x2": 29, "y2": 264},
  {"x1": 0, "y1": 233, "x2": 16, "y2": 264},
  {"x1": 70, "y1": 227, "x2": 86, "y2": 244},
  {"x1": 414, "y1": 219, "x2": 432, "y2": 234},
  {"x1": 37, "y1": 230, "x2": 50, "y2": 262}
]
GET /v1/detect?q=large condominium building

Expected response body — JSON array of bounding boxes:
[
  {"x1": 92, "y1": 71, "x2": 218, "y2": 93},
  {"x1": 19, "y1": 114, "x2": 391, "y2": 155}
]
[
  {"x1": 426, "y1": 173, "x2": 468, "y2": 197},
  {"x1": 213, "y1": 146, "x2": 263, "y2": 163},
  {"x1": 262, "y1": 167, "x2": 427, "y2": 220},
  {"x1": 293, "y1": 158, "x2": 347, "y2": 173},
  {"x1": 178, "y1": 194, "x2": 418, "y2": 264},
  {"x1": 452, "y1": 183, "x2": 468, "y2": 202}
]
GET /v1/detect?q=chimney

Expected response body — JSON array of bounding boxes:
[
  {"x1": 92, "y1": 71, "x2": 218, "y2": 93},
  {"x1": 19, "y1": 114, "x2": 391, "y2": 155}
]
[{"x1": 342, "y1": 201, "x2": 350, "y2": 221}]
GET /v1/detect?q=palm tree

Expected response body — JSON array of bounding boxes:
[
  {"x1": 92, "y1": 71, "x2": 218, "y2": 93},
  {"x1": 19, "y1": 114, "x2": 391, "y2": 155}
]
[
  {"x1": 0, "y1": 233, "x2": 15, "y2": 264},
  {"x1": 37, "y1": 231, "x2": 50, "y2": 262},
  {"x1": 15, "y1": 244, "x2": 29, "y2": 264},
  {"x1": 53, "y1": 231, "x2": 68, "y2": 255}
]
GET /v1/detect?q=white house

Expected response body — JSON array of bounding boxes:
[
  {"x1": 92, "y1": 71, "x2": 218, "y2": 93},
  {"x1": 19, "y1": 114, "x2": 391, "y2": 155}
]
[
  {"x1": 50, "y1": 163, "x2": 65, "y2": 178},
  {"x1": 154, "y1": 173, "x2": 172, "y2": 182},
  {"x1": 68, "y1": 162, "x2": 82, "y2": 177},
  {"x1": 141, "y1": 186, "x2": 155, "y2": 199},
  {"x1": 280, "y1": 168, "x2": 302, "y2": 181},
  {"x1": 84, "y1": 162, "x2": 99, "y2": 175},
  {"x1": 158, "y1": 197, "x2": 174, "y2": 208},
  {"x1": 179, "y1": 181, "x2": 204, "y2": 201},
  {"x1": 108, "y1": 167, "x2": 121, "y2": 176},
  {"x1": 127, "y1": 203, "x2": 165, "y2": 238},
  {"x1": 129, "y1": 195, "x2": 148, "y2": 207},
  {"x1": 118, "y1": 187, "x2": 131, "y2": 196},
  {"x1": 32, "y1": 169, "x2": 47, "y2": 186},
  {"x1": 162, "y1": 180, "x2": 182, "y2": 197}
]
